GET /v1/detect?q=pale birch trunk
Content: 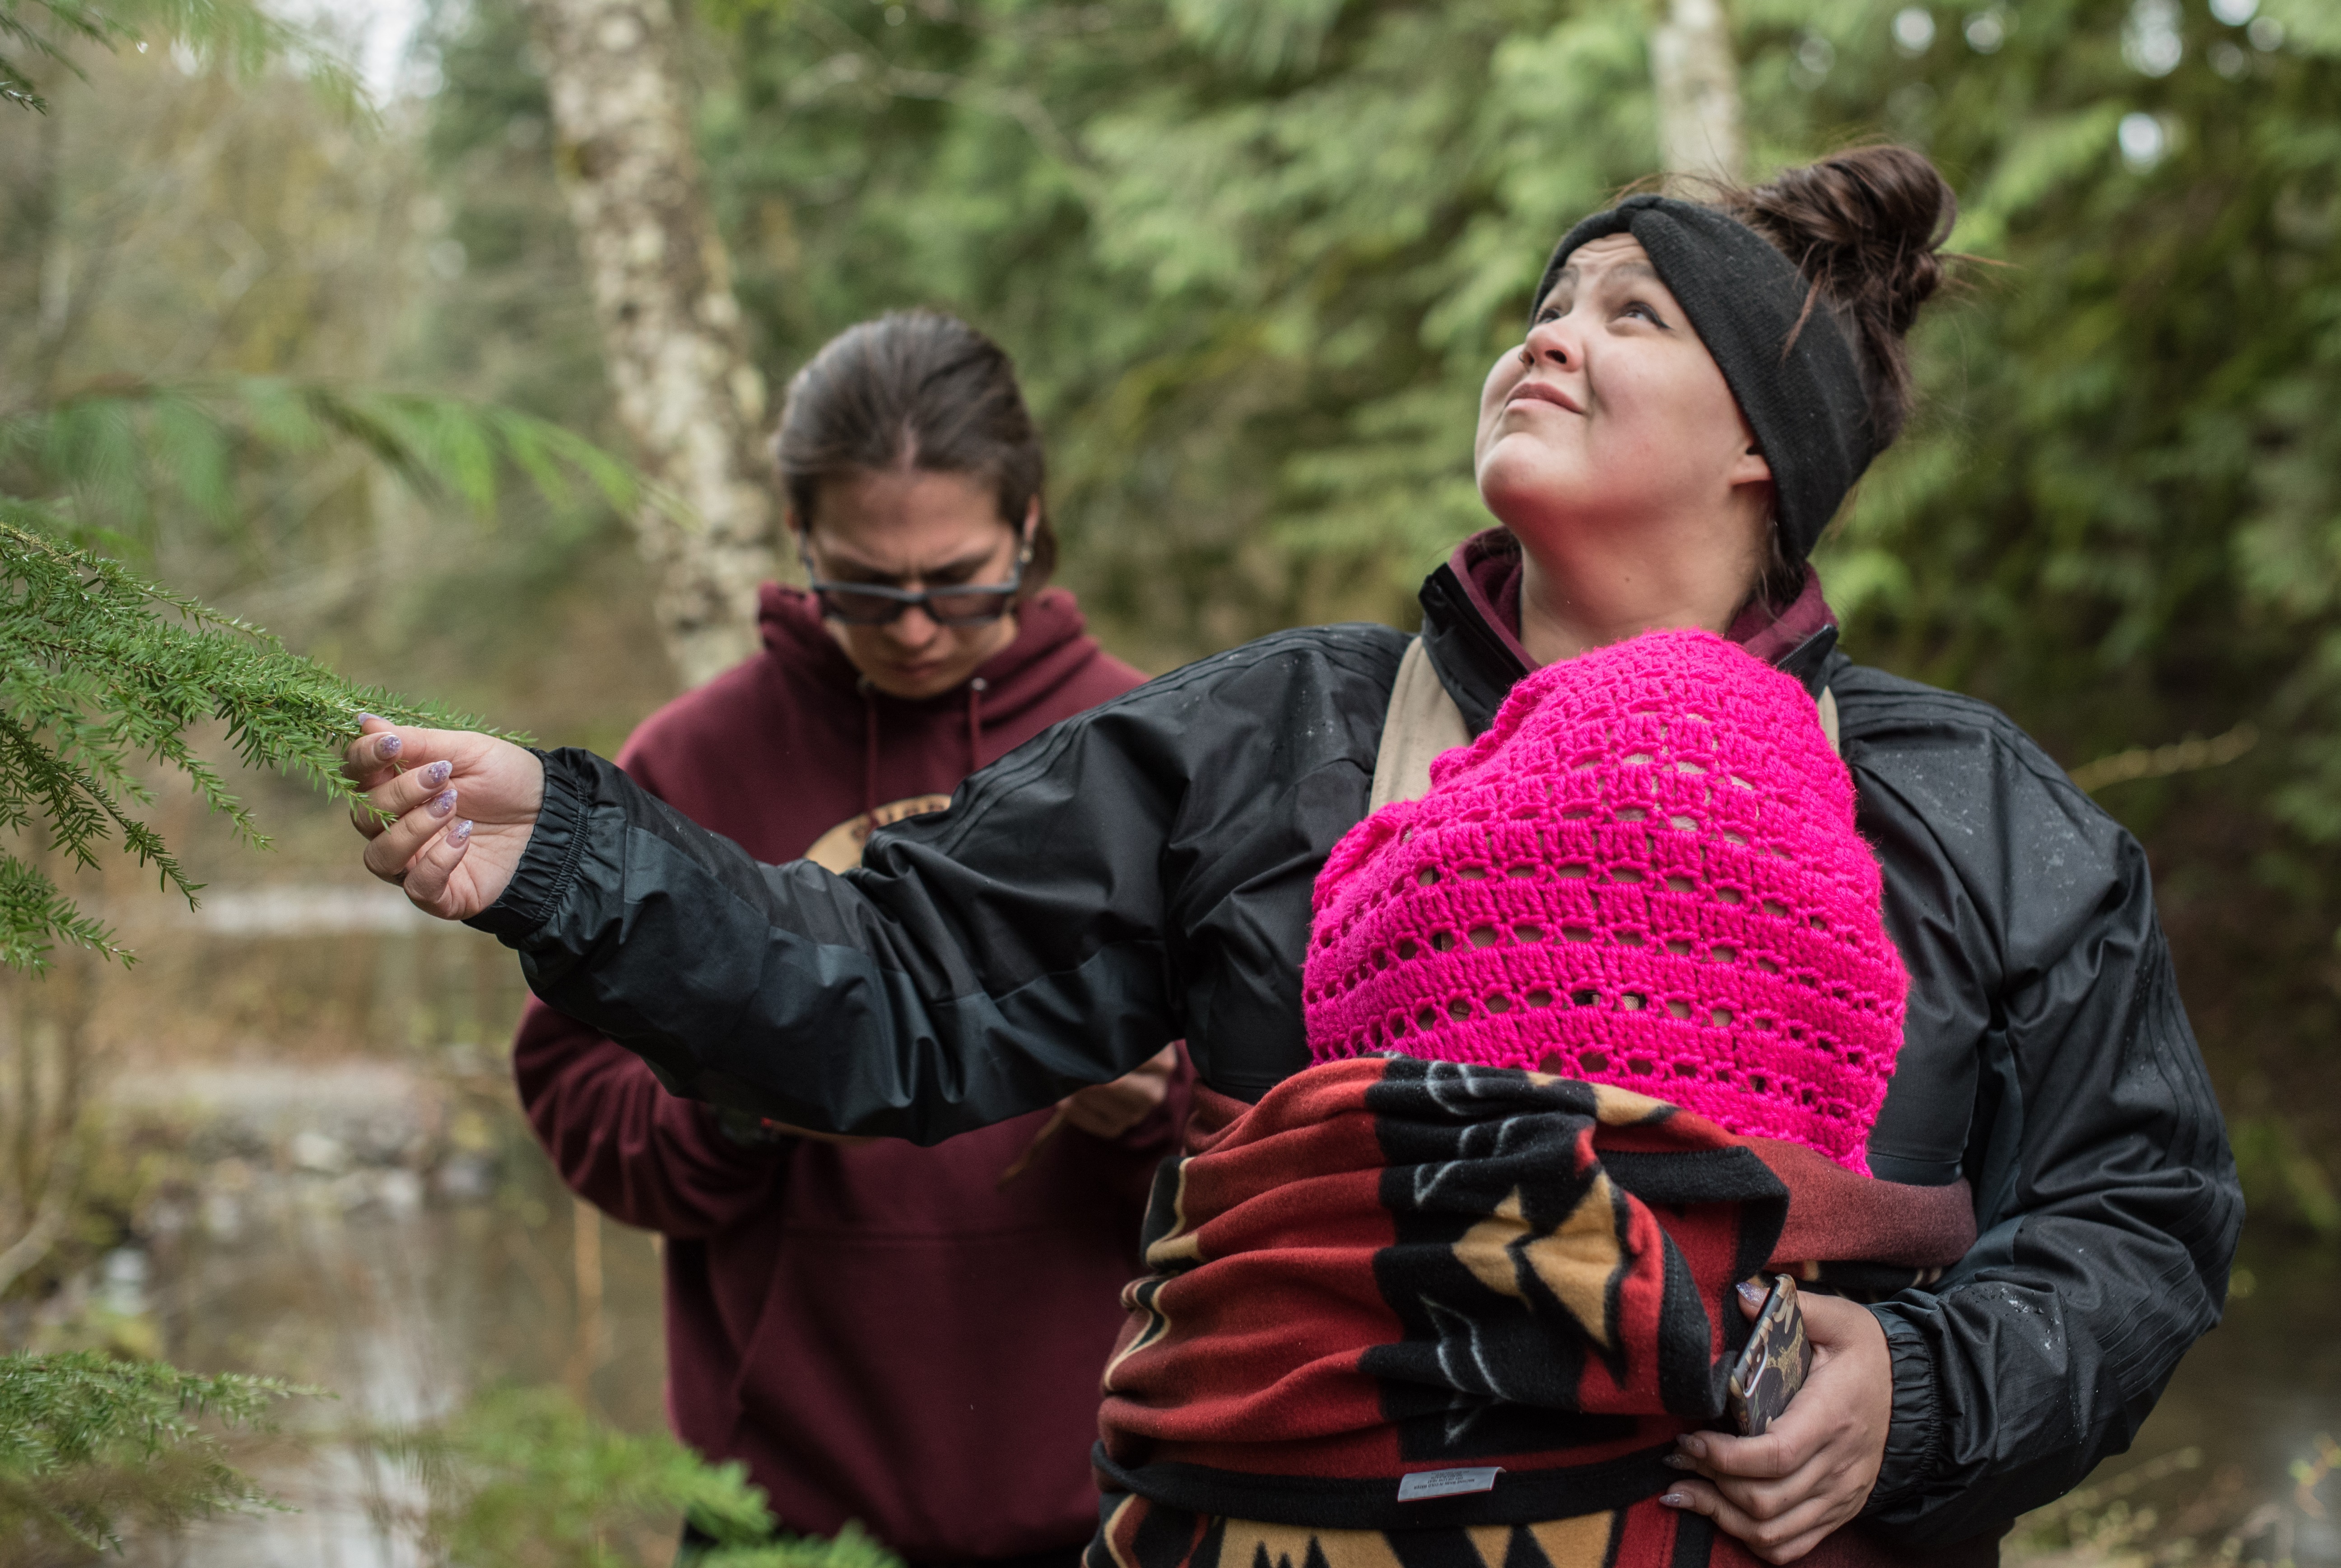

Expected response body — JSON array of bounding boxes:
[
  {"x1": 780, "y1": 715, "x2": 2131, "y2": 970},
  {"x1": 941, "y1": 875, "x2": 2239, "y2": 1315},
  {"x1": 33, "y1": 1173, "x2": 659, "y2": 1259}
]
[
  {"x1": 526, "y1": 0, "x2": 776, "y2": 689},
  {"x1": 1649, "y1": 0, "x2": 1744, "y2": 185}
]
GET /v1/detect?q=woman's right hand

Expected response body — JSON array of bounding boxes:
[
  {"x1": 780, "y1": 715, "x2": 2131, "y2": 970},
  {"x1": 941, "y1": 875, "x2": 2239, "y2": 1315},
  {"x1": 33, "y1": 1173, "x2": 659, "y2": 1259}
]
[{"x1": 344, "y1": 715, "x2": 546, "y2": 921}]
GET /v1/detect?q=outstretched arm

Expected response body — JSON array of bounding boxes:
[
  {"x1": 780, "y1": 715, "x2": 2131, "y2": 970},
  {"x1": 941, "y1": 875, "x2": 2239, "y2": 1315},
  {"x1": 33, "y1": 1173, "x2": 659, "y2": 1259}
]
[
  {"x1": 348, "y1": 628, "x2": 1408, "y2": 1143},
  {"x1": 345, "y1": 707, "x2": 1190, "y2": 1144}
]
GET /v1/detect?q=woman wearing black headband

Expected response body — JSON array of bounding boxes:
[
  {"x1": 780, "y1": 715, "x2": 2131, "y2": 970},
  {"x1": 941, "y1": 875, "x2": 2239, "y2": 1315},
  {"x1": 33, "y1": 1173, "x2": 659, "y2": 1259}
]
[{"x1": 348, "y1": 147, "x2": 2238, "y2": 1565}]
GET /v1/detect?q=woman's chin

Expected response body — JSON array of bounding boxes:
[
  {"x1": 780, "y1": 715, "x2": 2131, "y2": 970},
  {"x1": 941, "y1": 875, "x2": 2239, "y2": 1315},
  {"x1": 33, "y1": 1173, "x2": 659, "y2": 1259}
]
[
  {"x1": 1475, "y1": 460, "x2": 1583, "y2": 540},
  {"x1": 864, "y1": 662, "x2": 964, "y2": 699}
]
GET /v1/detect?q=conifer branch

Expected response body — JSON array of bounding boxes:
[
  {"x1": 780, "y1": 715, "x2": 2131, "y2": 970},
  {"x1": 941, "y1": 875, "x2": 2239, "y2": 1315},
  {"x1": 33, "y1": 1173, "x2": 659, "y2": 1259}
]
[
  {"x1": 0, "y1": 1352, "x2": 302, "y2": 1554},
  {"x1": 0, "y1": 519, "x2": 515, "y2": 971},
  {"x1": 0, "y1": 0, "x2": 361, "y2": 116}
]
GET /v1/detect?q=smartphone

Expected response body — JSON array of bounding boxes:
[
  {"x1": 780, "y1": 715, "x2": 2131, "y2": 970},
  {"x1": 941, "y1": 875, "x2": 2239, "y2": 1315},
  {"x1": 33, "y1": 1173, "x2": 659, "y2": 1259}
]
[{"x1": 1724, "y1": 1274, "x2": 1813, "y2": 1438}]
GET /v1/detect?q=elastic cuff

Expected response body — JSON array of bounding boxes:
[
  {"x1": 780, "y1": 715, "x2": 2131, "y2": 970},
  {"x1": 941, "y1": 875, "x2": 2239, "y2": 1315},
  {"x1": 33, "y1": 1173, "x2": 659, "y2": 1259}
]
[
  {"x1": 465, "y1": 746, "x2": 593, "y2": 943},
  {"x1": 1861, "y1": 1307, "x2": 1942, "y2": 1517}
]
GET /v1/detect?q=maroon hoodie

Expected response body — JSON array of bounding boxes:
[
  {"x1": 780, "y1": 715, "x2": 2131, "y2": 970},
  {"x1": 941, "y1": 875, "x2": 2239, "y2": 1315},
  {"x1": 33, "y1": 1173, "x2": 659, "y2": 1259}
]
[{"x1": 512, "y1": 584, "x2": 1177, "y2": 1561}]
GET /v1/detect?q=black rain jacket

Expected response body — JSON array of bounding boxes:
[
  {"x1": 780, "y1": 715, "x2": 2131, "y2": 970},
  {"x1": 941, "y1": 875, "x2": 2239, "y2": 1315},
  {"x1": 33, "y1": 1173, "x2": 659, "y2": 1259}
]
[{"x1": 474, "y1": 562, "x2": 2241, "y2": 1550}]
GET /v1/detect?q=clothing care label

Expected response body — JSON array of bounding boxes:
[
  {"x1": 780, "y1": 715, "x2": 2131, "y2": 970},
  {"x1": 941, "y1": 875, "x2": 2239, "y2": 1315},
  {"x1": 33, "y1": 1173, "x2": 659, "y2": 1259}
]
[{"x1": 1396, "y1": 1467, "x2": 1503, "y2": 1501}]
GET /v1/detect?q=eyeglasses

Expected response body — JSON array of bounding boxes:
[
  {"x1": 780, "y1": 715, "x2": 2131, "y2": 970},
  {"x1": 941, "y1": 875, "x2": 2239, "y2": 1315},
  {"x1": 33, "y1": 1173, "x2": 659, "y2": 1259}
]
[{"x1": 799, "y1": 538, "x2": 1032, "y2": 627}]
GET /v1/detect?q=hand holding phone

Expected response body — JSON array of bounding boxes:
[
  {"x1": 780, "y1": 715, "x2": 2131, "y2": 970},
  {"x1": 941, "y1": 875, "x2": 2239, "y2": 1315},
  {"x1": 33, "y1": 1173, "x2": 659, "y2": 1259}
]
[{"x1": 1724, "y1": 1274, "x2": 1813, "y2": 1438}]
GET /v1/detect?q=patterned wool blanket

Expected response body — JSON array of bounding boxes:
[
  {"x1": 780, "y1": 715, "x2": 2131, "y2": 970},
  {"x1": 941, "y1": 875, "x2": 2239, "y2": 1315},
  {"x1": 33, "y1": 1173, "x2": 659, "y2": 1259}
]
[{"x1": 1087, "y1": 1056, "x2": 1977, "y2": 1568}]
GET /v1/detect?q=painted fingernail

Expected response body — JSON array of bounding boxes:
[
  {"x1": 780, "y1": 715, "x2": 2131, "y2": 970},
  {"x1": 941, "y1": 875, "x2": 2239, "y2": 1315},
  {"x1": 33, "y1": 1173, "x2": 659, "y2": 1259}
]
[
  {"x1": 1738, "y1": 1279, "x2": 1768, "y2": 1305},
  {"x1": 429, "y1": 790, "x2": 457, "y2": 818},
  {"x1": 1662, "y1": 1452, "x2": 1694, "y2": 1470},
  {"x1": 1659, "y1": 1493, "x2": 1689, "y2": 1509},
  {"x1": 1677, "y1": 1434, "x2": 1706, "y2": 1459},
  {"x1": 448, "y1": 819, "x2": 473, "y2": 846},
  {"x1": 376, "y1": 733, "x2": 402, "y2": 758},
  {"x1": 420, "y1": 760, "x2": 452, "y2": 788},
  {"x1": 359, "y1": 712, "x2": 386, "y2": 726}
]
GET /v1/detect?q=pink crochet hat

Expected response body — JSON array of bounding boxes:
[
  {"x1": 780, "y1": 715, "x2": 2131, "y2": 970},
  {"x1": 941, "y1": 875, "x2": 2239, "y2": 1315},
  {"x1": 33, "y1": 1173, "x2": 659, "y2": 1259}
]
[{"x1": 1304, "y1": 628, "x2": 1907, "y2": 1174}]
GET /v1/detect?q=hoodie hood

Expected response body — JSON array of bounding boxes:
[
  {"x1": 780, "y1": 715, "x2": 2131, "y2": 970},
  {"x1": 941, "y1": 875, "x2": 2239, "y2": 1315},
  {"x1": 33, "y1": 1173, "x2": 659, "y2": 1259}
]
[{"x1": 757, "y1": 581, "x2": 1118, "y2": 744}]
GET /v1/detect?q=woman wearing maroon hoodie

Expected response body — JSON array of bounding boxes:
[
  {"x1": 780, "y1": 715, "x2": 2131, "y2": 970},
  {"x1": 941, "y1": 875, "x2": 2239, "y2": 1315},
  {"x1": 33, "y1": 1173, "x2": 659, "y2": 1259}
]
[{"x1": 511, "y1": 311, "x2": 1183, "y2": 1568}]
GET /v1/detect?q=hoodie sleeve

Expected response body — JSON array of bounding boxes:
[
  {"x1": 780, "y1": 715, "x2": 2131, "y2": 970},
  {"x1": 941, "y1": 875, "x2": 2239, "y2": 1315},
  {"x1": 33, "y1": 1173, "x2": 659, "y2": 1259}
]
[
  {"x1": 503, "y1": 729, "x2": 795, "y2": 1238},
  {"x1": 511, "y1": 995, "x2": 788, "y2": 1238}
]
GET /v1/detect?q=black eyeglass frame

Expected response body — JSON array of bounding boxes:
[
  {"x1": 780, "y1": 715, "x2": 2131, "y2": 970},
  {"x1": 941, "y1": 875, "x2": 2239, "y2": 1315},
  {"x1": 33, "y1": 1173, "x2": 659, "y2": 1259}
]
[{"x1": 797, "y1": 534, "x2": 1035, "y2": 627}]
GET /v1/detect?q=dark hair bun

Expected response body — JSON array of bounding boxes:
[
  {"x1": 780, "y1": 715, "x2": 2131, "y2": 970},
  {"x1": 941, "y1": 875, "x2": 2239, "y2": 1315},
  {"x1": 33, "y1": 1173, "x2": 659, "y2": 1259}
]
[{"x1": 1723, "y1": 145, "x2": 1958, "y2": 449}]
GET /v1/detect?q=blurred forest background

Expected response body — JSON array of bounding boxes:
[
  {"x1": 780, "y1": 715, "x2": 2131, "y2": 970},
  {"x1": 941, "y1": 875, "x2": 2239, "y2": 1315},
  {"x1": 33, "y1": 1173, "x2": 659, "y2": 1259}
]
[{"x1": 4, "y1": 0, "x2": 2341, "y2": 1560}]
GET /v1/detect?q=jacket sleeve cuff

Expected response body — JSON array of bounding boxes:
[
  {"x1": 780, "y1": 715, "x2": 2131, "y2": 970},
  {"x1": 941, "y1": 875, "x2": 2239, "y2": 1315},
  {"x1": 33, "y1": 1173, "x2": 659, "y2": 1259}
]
[
  {"x1": 466, "y1": 747, "x2": 595, "y2": 944},
  {"x1": 1862, "y1": 1307, "x2": 1943, "y2": 1517}
]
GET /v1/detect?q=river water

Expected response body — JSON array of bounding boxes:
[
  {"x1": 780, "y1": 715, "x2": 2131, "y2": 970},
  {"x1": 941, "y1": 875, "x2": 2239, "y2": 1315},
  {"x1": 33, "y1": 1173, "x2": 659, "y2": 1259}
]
[{"x1": 139, "y1": 1170, "x2": 667, "y2": 1564}]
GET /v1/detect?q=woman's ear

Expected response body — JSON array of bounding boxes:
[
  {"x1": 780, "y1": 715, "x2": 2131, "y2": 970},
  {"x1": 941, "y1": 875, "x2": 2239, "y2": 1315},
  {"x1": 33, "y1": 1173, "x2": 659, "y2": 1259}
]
[{"x1": 1730, "y1": 442, "x2": 1773, "y2": 491}]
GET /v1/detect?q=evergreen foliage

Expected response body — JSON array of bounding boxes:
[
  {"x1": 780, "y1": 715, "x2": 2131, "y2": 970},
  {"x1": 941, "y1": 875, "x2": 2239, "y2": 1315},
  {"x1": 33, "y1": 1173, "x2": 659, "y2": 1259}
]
[
  {"x1": 683, "y1": 0, "x2": 1665, "y2": 656},
  {"x1": 380, "y1": 1386, "x2": 904, "y2": 1568},
  {"x1": 6, "y1": 377, "x2": 654, "y2": 562},
  {"x1": 0, "y1": 1350, "x2": 299, "y2": 1556},
  {"x1": 0, "y1": 0, "x2": 358, "y2": 114},
  {"x1": 0, "y1": 374, "x2": 656, "y2": 973},
  {"x1": 596, "y1": 0, "x2": 2341, "y2": 824},
  {"x1": 662, "y1": 0, "x2": 2341, "y2": 806},
  {"x1": 0, "y1": 6, "x2": 798, "y2": 1565},
  {"x1": 0, "y1": 0, "x2": 668, "y2": 972},
  {"x1": 0, "y1": 517, "x2": 501, "y2": 972}
]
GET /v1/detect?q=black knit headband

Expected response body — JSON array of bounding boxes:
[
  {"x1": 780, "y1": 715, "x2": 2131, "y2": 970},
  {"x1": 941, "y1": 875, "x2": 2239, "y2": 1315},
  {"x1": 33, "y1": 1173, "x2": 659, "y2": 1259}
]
[{"x1": 1533, "y1": 194, "x2": 1872, "y2": 564}]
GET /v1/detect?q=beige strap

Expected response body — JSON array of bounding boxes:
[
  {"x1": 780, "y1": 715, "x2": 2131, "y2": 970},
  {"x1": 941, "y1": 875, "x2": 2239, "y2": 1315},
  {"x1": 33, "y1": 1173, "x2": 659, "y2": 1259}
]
[
  {"x1": 1369, "y1": 637, "x2": 1474, "y2": 810},
  {"x1": 1369, "y1": 638, "x2": 1842, "y2": 811}
]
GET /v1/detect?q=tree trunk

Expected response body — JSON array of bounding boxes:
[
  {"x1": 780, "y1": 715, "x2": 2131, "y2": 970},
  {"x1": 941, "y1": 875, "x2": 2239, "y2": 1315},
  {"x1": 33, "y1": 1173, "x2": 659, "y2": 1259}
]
[
  {"x1": 1649, "y1": 0, "x2": 1744, "y2": 185},
  {"x1": 524, "y1": 0, "x2": 775, "y2": 689}
]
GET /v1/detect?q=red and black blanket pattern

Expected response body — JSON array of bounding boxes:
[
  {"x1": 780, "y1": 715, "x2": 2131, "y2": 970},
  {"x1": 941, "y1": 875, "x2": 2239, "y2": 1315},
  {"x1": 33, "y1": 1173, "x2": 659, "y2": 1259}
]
[{"x1": 1087, "y1": 1056, "x2": 1976, "y2": 1568}]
